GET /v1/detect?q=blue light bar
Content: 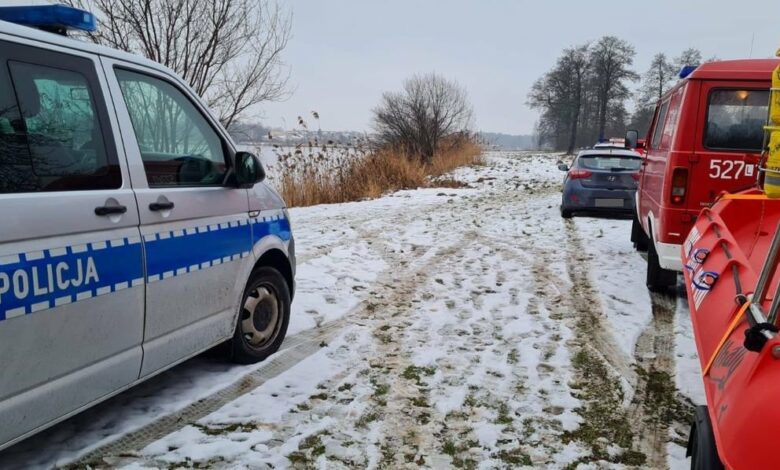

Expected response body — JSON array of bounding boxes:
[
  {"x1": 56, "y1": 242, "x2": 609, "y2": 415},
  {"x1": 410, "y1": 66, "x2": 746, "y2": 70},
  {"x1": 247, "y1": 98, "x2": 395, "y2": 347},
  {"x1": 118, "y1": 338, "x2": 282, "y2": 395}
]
[
  {"x1": 0, "y1": 5, "x2": 96, "y2": 33},
  {"x1": 679, "y1": 65, "x2": 697, "y2": 79}
]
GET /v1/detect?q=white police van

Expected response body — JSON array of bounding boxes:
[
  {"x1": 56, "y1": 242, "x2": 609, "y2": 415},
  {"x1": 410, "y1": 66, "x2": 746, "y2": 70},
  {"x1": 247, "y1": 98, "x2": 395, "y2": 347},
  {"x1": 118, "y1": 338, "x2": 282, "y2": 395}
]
[{"x1": 0, "y1": 5, "x2": 295, "y2": 450}]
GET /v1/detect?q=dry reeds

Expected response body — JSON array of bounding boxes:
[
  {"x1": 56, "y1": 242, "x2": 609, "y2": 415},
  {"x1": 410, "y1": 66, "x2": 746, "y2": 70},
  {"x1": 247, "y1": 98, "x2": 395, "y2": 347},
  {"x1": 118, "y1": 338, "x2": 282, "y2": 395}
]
[{"x1": 272, "y1": 139, "x2": 483, "y2": 207}]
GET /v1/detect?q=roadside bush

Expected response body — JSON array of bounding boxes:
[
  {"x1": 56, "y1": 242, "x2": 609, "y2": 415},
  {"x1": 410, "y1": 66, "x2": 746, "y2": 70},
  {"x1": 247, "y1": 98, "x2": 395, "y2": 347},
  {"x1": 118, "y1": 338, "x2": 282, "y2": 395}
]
[{"x1": 272, "y1": 139, "x2": 483, "y2": 207}]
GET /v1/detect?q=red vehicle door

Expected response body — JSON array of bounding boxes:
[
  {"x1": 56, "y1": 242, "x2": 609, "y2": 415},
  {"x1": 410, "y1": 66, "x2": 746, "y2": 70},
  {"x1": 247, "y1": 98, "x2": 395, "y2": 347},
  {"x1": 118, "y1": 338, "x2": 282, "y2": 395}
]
[{"x1": 639, "y1": 97, "x2": 671, "y2": 234}]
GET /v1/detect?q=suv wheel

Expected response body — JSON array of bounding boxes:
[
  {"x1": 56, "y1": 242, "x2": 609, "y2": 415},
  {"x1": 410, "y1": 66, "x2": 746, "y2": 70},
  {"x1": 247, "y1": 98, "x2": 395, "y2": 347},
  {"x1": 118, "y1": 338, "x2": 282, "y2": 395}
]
[
  {"x1": 646, "y1": 233, "x2": 677, "y2": 292},
  {"x1": 230, "y1": 266, "x2": 291, "y2": 364},
  {"x1": 560, "y1": 206, "x2": 573, "y2": 219}
]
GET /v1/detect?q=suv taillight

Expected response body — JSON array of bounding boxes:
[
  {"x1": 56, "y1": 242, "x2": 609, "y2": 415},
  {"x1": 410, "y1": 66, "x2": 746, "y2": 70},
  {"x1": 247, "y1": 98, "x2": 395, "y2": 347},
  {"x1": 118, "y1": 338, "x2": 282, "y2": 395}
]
[
  {"x1": 568, "y1": 169, "x2": 593, "y2": 180},
  {"x1": 631, "y1": 173, "x2": 641, "y2": 182},
  {"x1": 670, "y1": 168, "x2": 688, "y2": 205}
]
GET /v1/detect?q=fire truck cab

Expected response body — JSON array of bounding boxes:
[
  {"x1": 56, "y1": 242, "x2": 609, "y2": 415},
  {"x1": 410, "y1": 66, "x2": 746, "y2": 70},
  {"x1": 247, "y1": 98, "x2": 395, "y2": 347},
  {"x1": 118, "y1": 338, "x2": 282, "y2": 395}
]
[{"x1": 631, "y1": 59, "x2": 780, "y2": 291}]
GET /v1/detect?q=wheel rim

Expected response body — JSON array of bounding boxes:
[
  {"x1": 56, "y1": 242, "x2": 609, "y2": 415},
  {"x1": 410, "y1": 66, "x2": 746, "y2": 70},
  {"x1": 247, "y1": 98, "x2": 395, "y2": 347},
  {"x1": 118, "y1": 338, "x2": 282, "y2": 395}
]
[{"x1": 241, "y1": 283, "x2": 281, "y2": 348}]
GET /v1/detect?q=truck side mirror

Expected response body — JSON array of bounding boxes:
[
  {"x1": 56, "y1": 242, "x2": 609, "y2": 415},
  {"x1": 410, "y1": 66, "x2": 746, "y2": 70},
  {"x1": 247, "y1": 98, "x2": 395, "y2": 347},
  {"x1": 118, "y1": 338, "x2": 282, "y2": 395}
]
[{"x1": 625, "y1": 130, "x2": 639, "y2": 149}]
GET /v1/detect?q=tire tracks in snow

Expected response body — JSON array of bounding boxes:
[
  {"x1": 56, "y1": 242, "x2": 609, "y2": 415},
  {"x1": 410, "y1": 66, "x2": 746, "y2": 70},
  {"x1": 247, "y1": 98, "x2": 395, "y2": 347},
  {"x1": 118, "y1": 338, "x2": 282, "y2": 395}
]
[{"x1": 68, "y1": 321, "x2": 347, "y2": 468}]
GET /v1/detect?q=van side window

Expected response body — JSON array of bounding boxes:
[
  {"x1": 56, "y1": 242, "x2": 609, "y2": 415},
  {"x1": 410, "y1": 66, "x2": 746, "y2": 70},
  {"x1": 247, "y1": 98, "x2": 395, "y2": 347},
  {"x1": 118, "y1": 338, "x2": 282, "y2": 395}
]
[
  {"x1": 651, "y1": 101, "x2": 670, "y2": 149},
  {"x1": 115, "y1": 69, "x2": 228, "y2": 187},
  {"x1": 0, "y1": 59, "x2": 120, "y2": 193},
  {"x1": 704, "y1": 89, "x2": 769, "y2": 151}
]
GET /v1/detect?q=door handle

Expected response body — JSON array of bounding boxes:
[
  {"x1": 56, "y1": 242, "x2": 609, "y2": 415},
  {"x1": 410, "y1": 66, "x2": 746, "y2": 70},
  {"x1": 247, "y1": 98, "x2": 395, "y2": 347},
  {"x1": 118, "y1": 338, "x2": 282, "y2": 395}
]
[
  {"x1": 149, "y1": 201, "x2": 175, "y2": 211},
  {"x1": 95, "y1": 205, "x2": 128, "y2": 216}
]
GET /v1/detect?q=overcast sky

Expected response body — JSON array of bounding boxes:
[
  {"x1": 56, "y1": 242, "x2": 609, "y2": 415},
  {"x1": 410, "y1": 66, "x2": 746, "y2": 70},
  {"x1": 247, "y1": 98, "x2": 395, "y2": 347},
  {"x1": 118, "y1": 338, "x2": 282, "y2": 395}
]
[{"x1": 259, "y1": 0, "x2": 780, "y2": 135}]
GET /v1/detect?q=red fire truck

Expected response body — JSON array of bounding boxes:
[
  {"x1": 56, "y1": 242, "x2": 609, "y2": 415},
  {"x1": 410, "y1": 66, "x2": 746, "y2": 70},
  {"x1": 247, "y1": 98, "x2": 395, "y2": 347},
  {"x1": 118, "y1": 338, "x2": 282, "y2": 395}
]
[{"x1": 629, "y1": 59, "x2": 780, "y2": 291}]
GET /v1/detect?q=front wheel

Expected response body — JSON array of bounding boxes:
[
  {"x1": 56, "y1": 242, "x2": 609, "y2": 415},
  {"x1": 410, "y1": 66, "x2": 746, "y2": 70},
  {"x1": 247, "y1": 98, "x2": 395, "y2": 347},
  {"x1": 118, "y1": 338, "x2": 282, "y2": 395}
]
[
  {"x1": 230, "y1": 266, "x2": 291, "y2": 364},
  {"x1": 688, "y1": 406, "x2": 724, "y2": 470}
]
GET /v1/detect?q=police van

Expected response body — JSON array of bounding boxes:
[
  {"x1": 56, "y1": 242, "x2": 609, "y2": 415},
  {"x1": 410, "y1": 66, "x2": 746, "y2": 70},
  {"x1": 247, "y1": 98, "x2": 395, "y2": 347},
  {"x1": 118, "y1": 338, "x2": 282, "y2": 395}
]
[{"x1": 0, "y1": 5, "x2": 295, "y2": 450}]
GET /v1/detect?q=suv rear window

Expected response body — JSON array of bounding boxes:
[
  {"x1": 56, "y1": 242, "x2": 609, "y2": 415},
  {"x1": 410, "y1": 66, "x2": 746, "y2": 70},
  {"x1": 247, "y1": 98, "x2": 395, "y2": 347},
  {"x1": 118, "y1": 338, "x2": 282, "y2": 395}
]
[
  {"x1": 704, "y1": 89, "x2": 768, "y2": 151},
  {"x1": 578, "y1": 155, "x2": 641, "y2": 171}
]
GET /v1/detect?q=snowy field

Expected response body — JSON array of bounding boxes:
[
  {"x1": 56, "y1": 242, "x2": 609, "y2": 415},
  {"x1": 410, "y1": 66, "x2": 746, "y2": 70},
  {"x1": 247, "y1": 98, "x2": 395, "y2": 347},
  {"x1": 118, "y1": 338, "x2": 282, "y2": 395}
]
[{"x1": 0, "y1": 152, "x2": 704, "y2": 469}]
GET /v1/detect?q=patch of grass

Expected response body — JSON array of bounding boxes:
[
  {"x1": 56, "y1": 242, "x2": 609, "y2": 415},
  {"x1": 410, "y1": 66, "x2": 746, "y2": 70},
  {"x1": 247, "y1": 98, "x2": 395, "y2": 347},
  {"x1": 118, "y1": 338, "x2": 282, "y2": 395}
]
[
  {"x1": 495, "y1": 447, "x2": 532, "y2": 466},
  {"x1": 310, "y1": 392, "x2": 328, "y2": 400},
  {"x1": 401, "y1": 365, "x2": 436, "y2": 386},
  {"x1": 637, "y1": 366, "x2": 695, "y2": 427},
  {"x1": 374, "y1": 332, "x2": 392, "y2": 344},
  {"x1": 562, "y1": 349, "x2": 646, "y2": 466},
  {"x1": 192, "y1": 422, "x2": 257, "y2": 436},
  {"x1": 337, "y1": 383, "x2": 353, "y2": 392},
  {"x1": 410, "y1": 395, "x2": 430, "y2": 408},
  {"x1": 464, "y1": 394, "x2": 478, "y2": 407},
  {"x1": 495, "y1": 402, "x2": 513, "y2": 425},
  {"x1": 356, "y1": 410, "x2": 380, "y2": 428},
  {"x1": 373, "y1": 383, "x2": 390, "y2": 397},
  {"x1": 287, "y1": 433, "x2": 327, "y2": 466},
  {"x1": 442, "y1": 440, "x2": 458, "y2": 456},
  {"x1": 442, "y1": 439, "x2": 479, "y2": 469}
]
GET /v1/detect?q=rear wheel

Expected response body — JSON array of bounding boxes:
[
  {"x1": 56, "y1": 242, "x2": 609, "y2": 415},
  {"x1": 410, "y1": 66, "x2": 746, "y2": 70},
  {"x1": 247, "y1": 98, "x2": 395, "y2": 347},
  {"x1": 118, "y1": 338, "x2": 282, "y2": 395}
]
[
  {"x1": 230, "y1": 266, "x2": 291, "y2": 364},
  {"x1": 631, "y1": 213, "x2": 649, "y2": 252},
  {"x1": 560, "y1": 205, "x2": 573, "y2": 219},
  {"x1": 688, "y1": 406, "x2": 724, "y2": 470},
  {"x1": 646, "y1": 232, "x2": 677, "y2": 292}
]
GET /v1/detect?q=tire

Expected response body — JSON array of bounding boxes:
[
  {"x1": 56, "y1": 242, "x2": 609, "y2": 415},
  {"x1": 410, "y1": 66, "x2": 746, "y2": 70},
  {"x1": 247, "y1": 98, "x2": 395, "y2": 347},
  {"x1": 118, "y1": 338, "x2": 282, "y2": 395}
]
[
  {"x1": 631, "y1": 213, "x2": 649, "y2": 252},
  {"x1": 230, "y1": 266, "x2": 291, "y2": 364},
  {"x1": 560, "y1": 206, "x2": 573, "y2": 219},
  {"x1": 688, "y1": 406, "x2": 724, "y2": 470},
  {"x1": 646, "y1": 232, "x2": 677, "y2": 292}
]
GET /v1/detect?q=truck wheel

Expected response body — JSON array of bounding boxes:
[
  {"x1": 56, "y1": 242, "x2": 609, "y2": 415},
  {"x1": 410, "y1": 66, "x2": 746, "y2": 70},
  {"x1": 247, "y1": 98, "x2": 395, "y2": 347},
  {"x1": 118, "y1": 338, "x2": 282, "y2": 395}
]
[
  {"x1": 230, "y1": 266, "x2": 291, "y2": 364},
  {"x1": 631, "y1": 214, "x2": 648, "y2": 252},
  {"x1": 688, "y1": 406, "x2": 724, "y2": 470},
  {"x1": 646, "y1": 234, "x2": 677, "y2": 292}
]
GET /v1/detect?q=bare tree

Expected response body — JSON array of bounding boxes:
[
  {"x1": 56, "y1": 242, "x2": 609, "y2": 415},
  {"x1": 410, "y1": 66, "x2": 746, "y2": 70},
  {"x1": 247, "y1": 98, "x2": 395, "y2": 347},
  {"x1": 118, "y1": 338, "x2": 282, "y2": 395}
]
[
  {"x1": 528, "y1": 44, "x2": 591, "y2": 154},
  {"x1": 640, "y1": 53, "x2": 676, "y2": 105},
  {"x1": 373, "y1": 73, "x2": 473, "y2": 163},
  {"x1": 67, "y1": 0, "x2": 291, "y2": 129},
  {"x1": 589, "y1": 36, "x2": 639, "y2": 141},
  {"x1": 674, "y1": 48, "x2": 703, "y2": 70}
]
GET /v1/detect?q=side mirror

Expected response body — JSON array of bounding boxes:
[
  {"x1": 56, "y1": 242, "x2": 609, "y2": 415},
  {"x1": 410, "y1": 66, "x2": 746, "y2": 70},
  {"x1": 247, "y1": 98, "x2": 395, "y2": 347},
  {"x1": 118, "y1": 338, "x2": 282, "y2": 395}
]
[
  {"x1": 558, "y1": 163, "x2": 569, "y2": 171},
  {"x1": 235, "y1": 151, "x2": 266, "y2": 187},
  {"x1": 625, "y1": 130, "x2": 639, "y2": 149}
]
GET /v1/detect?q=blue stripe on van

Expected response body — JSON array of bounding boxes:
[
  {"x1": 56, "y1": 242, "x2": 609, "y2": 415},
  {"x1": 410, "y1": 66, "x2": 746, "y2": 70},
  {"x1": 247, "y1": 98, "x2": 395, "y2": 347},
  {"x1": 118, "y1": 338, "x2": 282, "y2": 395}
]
[
  {"x1": 144, "y1": 220, "x2": 253, "y2": 281},
  {"x1": 0, "y1": 214, "x2": 291, "y2": 322},
  {"x1": 0, "y1": 239, "x2": 144, "y2": 321},
  {"x1": 252, "y1": 215, "x2": 291, "y2": 244}
]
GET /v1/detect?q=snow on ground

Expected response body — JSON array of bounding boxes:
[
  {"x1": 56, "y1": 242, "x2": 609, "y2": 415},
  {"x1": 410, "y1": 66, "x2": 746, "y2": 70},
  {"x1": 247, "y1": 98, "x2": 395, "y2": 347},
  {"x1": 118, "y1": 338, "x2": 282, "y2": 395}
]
[
  {"x1": 0, "y1": 151, "x2": 705, "y2": 469},
  {"x1": 673, "y1": 297, "x2": 705, "y2": 407},
  {"x1": 573, "y1": 217, "x2": 652, "y2": 359}
]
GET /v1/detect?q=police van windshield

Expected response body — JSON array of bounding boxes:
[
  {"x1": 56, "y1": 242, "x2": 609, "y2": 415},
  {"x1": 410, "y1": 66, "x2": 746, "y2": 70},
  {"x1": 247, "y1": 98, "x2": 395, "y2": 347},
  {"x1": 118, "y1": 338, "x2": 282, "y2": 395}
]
[
  {"x1": 578, "y1": 155, "x2": 641, "y2": 171},
  {"x1": 704, "y1": 89, "x2": 769, "y2": 151}
]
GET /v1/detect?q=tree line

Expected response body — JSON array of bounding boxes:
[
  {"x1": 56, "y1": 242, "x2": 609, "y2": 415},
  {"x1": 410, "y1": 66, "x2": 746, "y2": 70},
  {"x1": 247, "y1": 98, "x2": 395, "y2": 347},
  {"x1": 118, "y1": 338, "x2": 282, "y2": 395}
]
[{"x1": 528, "y1": 36, "x2": 708, "y2": 154}]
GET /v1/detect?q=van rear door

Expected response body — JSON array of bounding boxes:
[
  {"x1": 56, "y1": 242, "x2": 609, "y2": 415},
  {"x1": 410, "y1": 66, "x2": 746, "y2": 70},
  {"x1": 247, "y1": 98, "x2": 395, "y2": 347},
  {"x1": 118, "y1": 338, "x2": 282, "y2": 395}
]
[{"x1": 692, "y1": 83, "x2": 768, "y2": 208}]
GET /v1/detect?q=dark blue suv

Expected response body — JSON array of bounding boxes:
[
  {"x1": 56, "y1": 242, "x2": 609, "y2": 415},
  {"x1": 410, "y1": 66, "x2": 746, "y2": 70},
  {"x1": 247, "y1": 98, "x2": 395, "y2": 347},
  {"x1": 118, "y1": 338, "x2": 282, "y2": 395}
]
[{"x1": 558, "y1": 149, "x2": 642, "y2": 218}]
